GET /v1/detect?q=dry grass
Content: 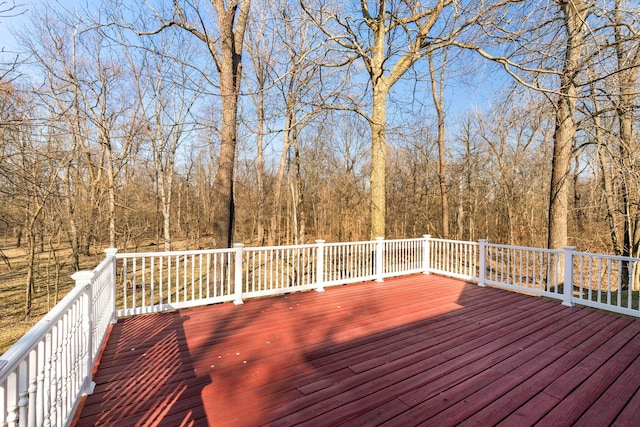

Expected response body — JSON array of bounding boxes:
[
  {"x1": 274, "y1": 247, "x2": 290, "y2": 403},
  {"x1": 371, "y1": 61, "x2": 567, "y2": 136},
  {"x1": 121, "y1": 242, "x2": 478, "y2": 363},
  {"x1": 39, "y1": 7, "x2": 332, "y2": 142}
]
[
  {"x1": 0, "y1": 238, "x2": 212, "y2": 356},
  {"x1": 0, "y1": 246, "x2": 107, "y2": 355}
]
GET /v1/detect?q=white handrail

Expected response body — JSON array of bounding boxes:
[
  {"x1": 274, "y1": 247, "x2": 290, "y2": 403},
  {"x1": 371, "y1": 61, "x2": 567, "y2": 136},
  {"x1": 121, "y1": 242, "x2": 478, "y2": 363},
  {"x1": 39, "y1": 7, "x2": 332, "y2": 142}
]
[
  {"x1": 0, "y1": 249, "x2": 117, "y2": 427},
  {"x1": 3, "y1": 236, "x2": 640, "y2": 426},
  {"x1": 114, "y1": 237, "x2": 430, "y2": 315}
]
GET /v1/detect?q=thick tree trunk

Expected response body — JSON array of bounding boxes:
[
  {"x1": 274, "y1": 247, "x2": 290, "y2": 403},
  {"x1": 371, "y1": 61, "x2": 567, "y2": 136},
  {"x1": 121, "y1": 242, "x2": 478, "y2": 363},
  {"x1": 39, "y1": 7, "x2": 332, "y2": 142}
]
[
  {"x1": 547, "y1": 0, "x2": 585, "y2": 252},
  {"x1": 208, "y1": 1, "x2": 250, "y2": 248},
  {"x1": 370, "y1": 86, "x2": 388, "y2": 239},
  {"x1": 548, "y1": 86, "x2": 576, "y2": 251},
  {"x1": 547, "y1": 0, "x2": 587, "y2": 290},
  {"x1": 211, "y1": 32, "x2": 242, "y2": 248}
]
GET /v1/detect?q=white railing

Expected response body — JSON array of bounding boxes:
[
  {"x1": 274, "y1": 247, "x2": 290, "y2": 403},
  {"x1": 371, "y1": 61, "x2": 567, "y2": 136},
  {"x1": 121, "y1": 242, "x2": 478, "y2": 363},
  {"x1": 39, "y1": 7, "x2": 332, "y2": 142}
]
[
  {"x1": 114, "y1": 236, "x2": 640, "y2": 318},
  {"x1": 0, "y1": 249, "x2": 117, "y2": 427},
  {"x1": 115, "y1": 237, "x2": 431, "y2": 316},
  {"x1": 572, "y1": 251, "x2": 640, "y2": 317},
  {"x1": 3, "y1": 235, "x2": 640, "y2": 426},
  {"x1": 428, "y1": 238, "x2": 480, "y2": 281},
  {"x1": 482, "y1": 242, "x2": 564, "y2": 300},
  {"x1": 116, "y1": 247, "x2": 238, "y2": 316},
  {"x1": 474, "y1": 243, "x2": 640, "y2": 316},
  {"x1": 381, "y1": 238, "x2": 426, "y2": 278}
]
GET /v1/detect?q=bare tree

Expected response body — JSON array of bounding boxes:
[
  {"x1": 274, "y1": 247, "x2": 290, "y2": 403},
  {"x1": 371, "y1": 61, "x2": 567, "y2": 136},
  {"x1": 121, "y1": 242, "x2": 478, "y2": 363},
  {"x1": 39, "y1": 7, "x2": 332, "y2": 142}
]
[
  {"x1": 121, "y1": 29, "x2": 203, "y2": 251},
  {"x1": 0, "y1": 1, "x2": 26, "y2": 82},
  {"x1": 428, "y1": 49, "x2": 450, "y2": 238},
  {"x1": 20, "y1": 6, "x2": 142, "y2": 253},
  {"x1": 455, "y1": 1, "x2": 592, "y2": 252},
  {"x1": 475, "y1": 96, "x2": 552, "y2": 245},
  {"x1": 546, "y1": 0, "x2": 590, "y2": 252},
  {"x1": 584, "y1": 0, "x2": 640, "y2": 287},
  {"x1": 113, "y1": 0, "x2": 251, "y2": 248},
  {"x1": 243, "y1": 3, "x2": 275, "y2": 245},
  {"x1": 302, "y1": 0, "x2": 513, "y2": 239}
]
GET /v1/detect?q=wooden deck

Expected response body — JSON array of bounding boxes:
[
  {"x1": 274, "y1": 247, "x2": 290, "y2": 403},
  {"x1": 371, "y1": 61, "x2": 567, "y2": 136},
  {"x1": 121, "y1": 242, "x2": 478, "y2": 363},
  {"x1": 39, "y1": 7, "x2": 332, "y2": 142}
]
[{"x1": 73, "y1": 274, "x2": 640, "y2": 426}]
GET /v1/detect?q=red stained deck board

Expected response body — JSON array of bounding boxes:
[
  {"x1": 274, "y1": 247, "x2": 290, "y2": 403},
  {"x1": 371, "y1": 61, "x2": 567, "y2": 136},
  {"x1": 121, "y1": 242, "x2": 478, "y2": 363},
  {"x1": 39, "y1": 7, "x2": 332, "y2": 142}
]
[
  {"x1": 536, "y1": 321, "x2": 640, "y2": 426},
  {"x1": 268, "y1": 304, "x2": 571, "y2": 425},
  {"x1": 386, "y1": 307, "x2": 605, "y2": 426},
  {"x1": 397, "y1": 311, "x2": 625, "y2": 426},
  {"x1": 451, "y1": 310, "x2": 624, "y2": 427},
  {"x1": 73, "y1": 274, "x2": 640, "y2": 427},
  {"x1": 612, "y1": 385, "x2": 640, "y2": 426},
  {"x1": 498, "y1": 319, "x2": 640, "y2": 426},
  {"x1": 275, "y1": 300, "x2": 585, "y2": 425},
  {"x1": 580, "y1": 352, "x2": 640, "y2": 426}
]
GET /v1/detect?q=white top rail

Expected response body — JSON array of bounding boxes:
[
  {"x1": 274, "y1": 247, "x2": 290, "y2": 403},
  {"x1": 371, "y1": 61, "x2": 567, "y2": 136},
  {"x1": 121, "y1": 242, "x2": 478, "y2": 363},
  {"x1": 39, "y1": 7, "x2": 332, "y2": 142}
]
[
  {"x1": 486, "y1": 242, "x2": 562, "y2": 254},
  {"x1": 1, "y1": 248, "x2": 118, "y2": 427},
  {"x1": 574, "y1": 250, "x2": 640, "y2": 263},
  {"x1": 4, "y1": 236, "x2": 640, "y2": 427},
  {"x1": 0, "y1": 284, "x2": 86, "y2": 383},
  {"x1": 117, "y1": 247, "x2": 236, "y2": 259}
]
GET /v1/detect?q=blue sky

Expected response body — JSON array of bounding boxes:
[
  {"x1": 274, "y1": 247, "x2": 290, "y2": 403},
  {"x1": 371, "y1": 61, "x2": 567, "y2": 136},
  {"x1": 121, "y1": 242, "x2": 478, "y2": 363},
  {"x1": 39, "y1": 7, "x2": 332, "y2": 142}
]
[
  {"x1": 0, "y1": 1, "x2": 27, "y2": 52},
  {"x1": 1, "y1": 0, "x2": 511, "y2": 134}
]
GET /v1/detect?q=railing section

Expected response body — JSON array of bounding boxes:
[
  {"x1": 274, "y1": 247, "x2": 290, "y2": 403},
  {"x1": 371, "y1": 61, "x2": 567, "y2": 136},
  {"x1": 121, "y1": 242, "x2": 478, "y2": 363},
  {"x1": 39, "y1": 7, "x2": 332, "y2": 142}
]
[
  {"x1": 242, "y1": 243, "x2": 319, "y2": 298},
  {"x1": 4, "y1": 236, "x2": 640, "y2": 427},
  {"x1": 429, "y1": 238, "x2": 480, "y2": 281},
  {"x1": 116, "y1": 237, "x2": 432, "y2": 315},
  {"x1": 116, "y1": 248, "x2": 237, "y2": 317},
  {"x1": 571, "y1": 251, "x2": 640, "y2": 317},
  {"x1": 323, "y1": 240, "x2": 378, "y2": 285},
  {"x1": 483, "y1": 243, "x2": 564, "y2": 300},
  {"x1": 381, "y1": 238, "x2": 426, "y2": 278},
  {"x1": 0, "y1": 249, "x2": 117, "y2": 427}
]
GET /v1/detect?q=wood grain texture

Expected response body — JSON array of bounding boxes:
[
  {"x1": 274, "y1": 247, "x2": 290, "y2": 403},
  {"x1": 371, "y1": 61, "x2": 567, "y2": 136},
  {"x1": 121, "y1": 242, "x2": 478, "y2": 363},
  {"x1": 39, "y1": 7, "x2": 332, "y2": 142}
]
[{"x1": 73, "y1": 274, "x2": 640, "y2": 426}]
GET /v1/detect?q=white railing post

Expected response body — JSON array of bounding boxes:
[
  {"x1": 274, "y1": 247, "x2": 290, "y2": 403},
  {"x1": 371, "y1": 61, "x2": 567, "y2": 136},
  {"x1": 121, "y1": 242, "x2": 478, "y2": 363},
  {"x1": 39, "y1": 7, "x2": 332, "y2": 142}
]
[
  {"x1": 478, "y1": 239, "x2": 488, "y2": 287},
  {"x1": 375, "y1": 237, "x2": 384, "y2": 282},
  {"x1": 315, "y1": 240, "x2": 325, "y2": 292},
  {"x1": 233, "y1": 243, "x2": 244, "y2": 305},
  {"x1": 422, "y1": 234, "x2": 431, "y2": 274},
  {"x1": 71, "y1": 270, "x2": 97, "y2": 396},
  {"x1": 562, "y1": 246, "x2": 576, "y2": 307},
  {"x1": 104, "y1": 248, "x2": 118, "y2": 324}
]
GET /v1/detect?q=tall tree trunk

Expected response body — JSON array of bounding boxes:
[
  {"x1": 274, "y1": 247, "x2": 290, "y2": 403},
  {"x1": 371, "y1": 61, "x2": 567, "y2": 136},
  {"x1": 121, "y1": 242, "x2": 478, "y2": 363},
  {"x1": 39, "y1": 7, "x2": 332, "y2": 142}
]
[
  {"x1": 256, "y1": 91, "x2": 266, "y2": 245},
  {"x1": 429, "y1": 51, "x2": 449, "y2": 238},
  {"x1": 547, "y1": 0, "x2": 586, "y2": 251},
  {"x1": 370, "y1": 85, "x2": 388, "y2": 239},
  {"x1": 547, "y1": 0, "x2": 587, "y2": 289},
  {"x1": 209, "y1": 2, "x2": 250, "y2": 248},
  {"x1": 213, "y1": 58, "x2": 240, "y2": 248}
]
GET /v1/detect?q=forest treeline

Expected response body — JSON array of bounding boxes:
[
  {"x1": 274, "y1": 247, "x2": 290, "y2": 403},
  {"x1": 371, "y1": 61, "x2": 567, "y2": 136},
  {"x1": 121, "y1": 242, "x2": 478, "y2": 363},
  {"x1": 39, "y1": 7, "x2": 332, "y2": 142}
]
[{"x1": 0, "y1": 0, "x2": 638, "y2": 318}]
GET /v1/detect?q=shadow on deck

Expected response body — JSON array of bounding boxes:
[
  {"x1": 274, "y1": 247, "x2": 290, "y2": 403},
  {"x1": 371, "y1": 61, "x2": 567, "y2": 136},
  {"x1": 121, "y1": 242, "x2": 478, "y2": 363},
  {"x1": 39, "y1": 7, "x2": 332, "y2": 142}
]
[{"x1": 74, "y1": 274, "x2": 640, "y2": 426}]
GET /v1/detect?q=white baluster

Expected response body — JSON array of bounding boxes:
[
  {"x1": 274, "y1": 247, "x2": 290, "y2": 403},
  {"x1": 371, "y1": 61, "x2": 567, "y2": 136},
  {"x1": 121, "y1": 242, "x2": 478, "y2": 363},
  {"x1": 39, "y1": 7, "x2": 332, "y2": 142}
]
[
  {"x1": 315, "y1": 240, "x2": 325, "y2": 292},
  {"x1": 6, "y1": 371, "x2": 18, "y2": 427},
  {"x1": 35, "y1": 342, "x2": 45, "y2": 427},
  {"x1": 234, "y1": 244, "x2": 244, "y2": 304},
  {"x1": 25, "y1": 351, "x2": 38, "y2": 427},
  {"x1": 43, "y1": 333, "x2": 52, "y2": 427}
]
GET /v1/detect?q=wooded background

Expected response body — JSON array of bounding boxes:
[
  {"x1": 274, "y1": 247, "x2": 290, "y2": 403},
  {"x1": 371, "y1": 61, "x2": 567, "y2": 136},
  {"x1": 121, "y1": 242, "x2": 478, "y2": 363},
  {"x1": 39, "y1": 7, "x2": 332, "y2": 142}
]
[{"x1": 0, "y1": 0, "x2": 638, "y2": 325}]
